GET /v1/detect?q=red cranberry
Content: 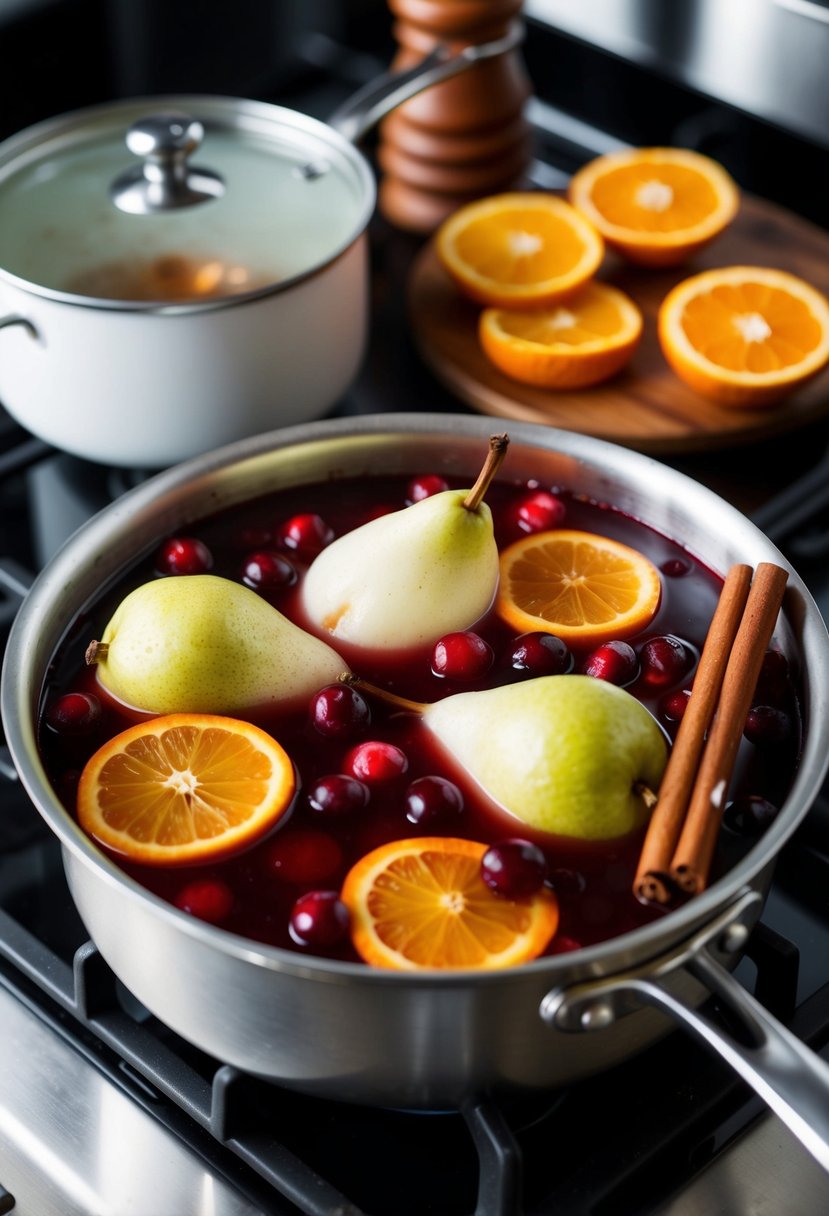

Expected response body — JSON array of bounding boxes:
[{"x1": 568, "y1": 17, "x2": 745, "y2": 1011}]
[
  {"x1": 310, "y1": 684, "x2": 371, "y2": 738},
  {"x1": 241, "y1": 550, "x2": 297, "y2": 591},
  {"x1": 308, "y1": 773, "x2": 370, "y2": 817},
  {"x1": 174, "y1": 879, "x2": 234, "y2": 924},
  {"x1": 507, "y1": 631, "x2": 572, "y2": 677},
  {"x1": 660, "y1": 558, "x2": 690, "y2": 577},
  {"x1": 45, "y1": 691, "x2": 102, "y2": 735},
  {"x1": 481, "y1": 839, "x2": 548, "y2": 899},
  {"x1": 583, "y1": 640, "x2": 638, "y2": 685},
  {"x1": 277, "y1": 513, "x2": 334, "y2": 557},
  {"x1": 345, "y1": 741, "x2": 409, "y2": 783},
  {"x1": 156, "y1": 536, "x2": 213, "y2": 575},
  {"x1": 407, "y1": 473, "x2": 449, "y2": 503},
  {"x1": 236, "y1": 523, "x2": 272, "y2": 548},
  {"x1": 640, "y1": 635, "x2": 693, "y2": 688},
  {"x1": 744, "y1": 705, "x2": 791, "y2": 745},
  {"x1": 515, "y1": 490, "x2": 566, "y2": 533},
  {"x1": 754, "y1": 649, "x2": 790, "y2": 704},
  {"x1": 265, "y1": 829, "x2": 343, "y2": 885},
  {"x1": 432, "y1": 631, "x2": 494, "y2": 680},
  {"x1": 289, "y1": 890, "x2": 350, "y2": 948},
  {"x1": 551, "y1": 935, "x2": 582, "y2": 954},
  {"x1": 724, "y1": 795, "x2": 779, "y2": 836},
  {"x1": 663, "y1": 688, "x2": 692, "y2": 721},
  {"x1": 405, "y1": 775, "x2": 464, "y2": 826}
]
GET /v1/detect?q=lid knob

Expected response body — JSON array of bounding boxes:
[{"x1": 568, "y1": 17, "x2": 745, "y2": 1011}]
[{"x1": 110, "y1": 113, "x2": 225, "y2": 215}]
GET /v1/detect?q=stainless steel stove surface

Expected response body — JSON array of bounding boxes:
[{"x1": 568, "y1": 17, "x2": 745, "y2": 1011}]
[{"x1": 3, "y1": 5, "x2": 829, "y2": 1214}]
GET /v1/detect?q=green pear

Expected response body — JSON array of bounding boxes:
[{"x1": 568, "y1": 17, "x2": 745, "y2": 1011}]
[
  {"x1": 423, "y1": 675, "x2": 667, "y2": 840},
  {"x1": 86, "y1": 574, "x2": 349, "y2": 715},
  {"x1": 301, "y1": 436, "x2": 508, "y2": 649}
]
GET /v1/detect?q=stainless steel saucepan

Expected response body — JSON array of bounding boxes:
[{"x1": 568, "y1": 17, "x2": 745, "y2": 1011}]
[{"x1": 4, "y1": 414, "x2": 829, "y2": 1173}]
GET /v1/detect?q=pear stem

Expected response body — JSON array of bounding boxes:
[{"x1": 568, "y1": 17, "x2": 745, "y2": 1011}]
[
  {"x1": 462, "y1": 433, "x2": 510, "y2": 512},
  {"x1": 340, "y1": 672, "x2": 426, "y2": 715},
  {"x1": 635, "y1": 781, "x2": 658, "y2": 811},
  {"x1": 85, "y1": 640, "x2": 108, "y2": 665}
]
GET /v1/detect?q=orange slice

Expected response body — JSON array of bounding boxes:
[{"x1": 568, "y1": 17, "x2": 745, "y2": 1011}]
[
  {"x1": 658, "y1": 265, "x2": 829, "y2": 407},
  {"x1": 568, "y1": 147, "x2": 739, "y2": 266},
  {"x1": 435, "y1": 192, "x2": 605, "y2": 308},
  {"x1": 479, "y1": 281, "x2": 642, "y2": 388},
  {"x1": 497, "y1": 529, "x2": 661, "y2": 645},
  {"x1": 341, "y1": 837, "x2": 559, "y2": 971},
  {"x1": 77, "y1": 714, "x2": 295, "y2": 866}
]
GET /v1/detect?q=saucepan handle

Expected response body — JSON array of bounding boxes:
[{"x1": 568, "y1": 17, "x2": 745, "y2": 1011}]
[
  {"x1": 540, "y1": 888, "x2": 829, "y2": 1174},
  {"x1": 327, "y1": 21, "x2": 525, "y2": 145}
]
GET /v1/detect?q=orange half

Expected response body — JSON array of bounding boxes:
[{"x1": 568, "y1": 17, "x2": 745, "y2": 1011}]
[
  {"x1": 436, "y1": 192, "x2": 605, "y2": 308},
  {"x1": 658, "y1": 265, "x2": 829, "y2": 407},
  {"x1": 497, "y1": 529, "x2": 661, "y2": 645},
  {"x1": 341, "y1": 837, "x2": 559, "y2": 971},
  {"x1": 77, "y1": 713, "x2": 295, "y2": 866},
  {"x1": 568, "y1": 147, "x2": 739, "y2": 266},
  {"x1": 479, "y1": 281, "x2": 642, "y2": 388}
]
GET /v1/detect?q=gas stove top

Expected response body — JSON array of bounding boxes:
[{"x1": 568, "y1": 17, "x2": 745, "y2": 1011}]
[{"x1": 2, "y1": 11, "x2": 829, "y2": 1214}]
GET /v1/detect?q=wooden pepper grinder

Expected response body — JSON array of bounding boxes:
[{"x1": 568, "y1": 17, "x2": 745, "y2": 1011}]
[{"x1": 378, "y1": 0, "x2": 534, "y2": 234}]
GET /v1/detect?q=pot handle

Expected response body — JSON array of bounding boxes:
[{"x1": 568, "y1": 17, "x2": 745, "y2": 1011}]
[
  {"x1": 327, "y1": 21, "x2": 525, "y2": 145},
  {"x1": 0, "y1": 314, "x2": 39, "y2": 340},
  {"x1": 540, "y1": 888, "x2": 829, "y2": 1174}
]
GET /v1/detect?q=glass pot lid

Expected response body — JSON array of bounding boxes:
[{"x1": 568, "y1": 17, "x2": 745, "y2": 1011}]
[{"x1": 0, "y1": 95, "x2": 375, "y2": 311}]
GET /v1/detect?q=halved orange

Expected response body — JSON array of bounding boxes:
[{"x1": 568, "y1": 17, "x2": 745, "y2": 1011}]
[
  {"x1": 341, "y1": 837, "x2": 559, "y2": 971},
  {"x1": 479, "y1": 281, "x2": 642, "y2": 388},
  {"x1": 435, "y1": 192, "x2": 605, "y2": 308},
  {"x1": 497, "y1": 529, "x2": 661, "y2": 645},
  {"x1": 568, "y1": 147, "x2": 739, "y2": 266},
  {"x1": 77, "y1": 714, "x2": 295, "y2": 866},
  {"x1": 658, "y1": 265, "x2": 829, "y2": 407}
]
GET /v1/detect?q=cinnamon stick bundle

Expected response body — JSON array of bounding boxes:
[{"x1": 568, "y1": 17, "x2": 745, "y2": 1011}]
[{"x1": 634, "y1": 561, "x2": 789, "y2": 903}]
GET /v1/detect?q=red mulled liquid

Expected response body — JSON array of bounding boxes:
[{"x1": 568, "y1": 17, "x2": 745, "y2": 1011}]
[{"x1": 37, "y1": 472, "x2": 801, "y2": 964}]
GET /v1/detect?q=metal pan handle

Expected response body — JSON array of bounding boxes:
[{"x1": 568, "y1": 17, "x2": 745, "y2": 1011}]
[
  {"x1": 540, "y1": 888, "x2": 829, "y2": 1174},
  {"x1": 327, "y1": 21, "x2": 525, "y2": 145}
]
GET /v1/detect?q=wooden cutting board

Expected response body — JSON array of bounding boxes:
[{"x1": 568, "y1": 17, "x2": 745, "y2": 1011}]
[{"x1": 407, "y1": 194, "x2": 829, "y2": 454}]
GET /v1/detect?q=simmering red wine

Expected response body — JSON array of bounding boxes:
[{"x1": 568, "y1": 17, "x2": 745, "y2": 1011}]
[{"x1": 38, "y1": 473, "x2": 801, "y2": 964}]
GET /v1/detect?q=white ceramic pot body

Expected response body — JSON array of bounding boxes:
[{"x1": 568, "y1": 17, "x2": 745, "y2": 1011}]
[
  {"x1": 0, "y1": 96, "x2": 375, "y2": 468},
  {"x1": 0, "y1": 236, "x2": 368, "y2": 468}
]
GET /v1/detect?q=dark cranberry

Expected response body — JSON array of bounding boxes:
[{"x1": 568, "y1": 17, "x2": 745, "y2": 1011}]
[
  {"x1": 277, "y1": 513, "x2": 334, "y2": 557},
  {"x1": 405, "y1": 775, "x2": 464, "y2": 826},
  {"x1": 432, "y1": 631, "x2": 494, "y2": 680},
  {"x1": 345, "y1": 741, "x2": 409, "y2": 783},
  {"x1": 507, "y1": 631, "x2": 572, "y2": 677},
  {"x1": 660, "y1": 558, "x2": 690, "y2": 578},
  {"x1": 548, "y1": 867, "x2": 587, "y2": 898},
  {"x1": 744, "y1": 704, "x2": 791, "y2": 745},
  {"x1": 481, "y1": 839, "x2": 548, "y2": 898},
  {"x1": 156, "y1": 536, "x2": 213, "y2": 575},
  {"x1": 175, "y1": 879, "x2": 234, "y2": 924},
  {"x1": 45, "y1": 691, "x2": 102, "y2": 735},
  {"x1": 311, "y1": 684, "x2": 371, "y2": 738},
  {"x1": 236, "y1": 523, "x2": 272, "y2": 548},
  {"x1": 583, "y1": 640, "x2": 638, "y2": 685},
  {"x1": 640, "y1": 635, "x2": 693, "y2": 688},
  {"x1": 724, "y1": 795, "x2": 779, "y2": 836},
  {"x1": 550, "y1": 935, "x2": 582, "y2": 954},
  {"x1": 308, "y1": 773, "x2": 370, "y2": 817},
  {"x1": 515, "y1": 490, "x2": 566, "y2": 533},
  {"x1": 663, "y1": 688, "x2": 692, "y2": 721},
  {"x1": 407, "y1": 473, "x2": 449, "y2": 503},
  {"x1": 241, "y1": 550, "x2": 297, "y2": 591},
  {"x1": 289, "y1": 890, "x2": 350, "y2": 948},
  {"x1": 265, "y1": 829, "x2": 343, "y2": 885},
  {"x1": 754, "y1": 649, "x2": 790, "y2": 704}
]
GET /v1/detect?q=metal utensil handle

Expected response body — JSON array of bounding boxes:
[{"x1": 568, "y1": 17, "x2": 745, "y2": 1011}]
[
  {"x1": 541, "y1": 889, "x2": 829, "y2": 1174},
  {"x1": 328, "y1": 20, "x2": 525, "y2": 145}
]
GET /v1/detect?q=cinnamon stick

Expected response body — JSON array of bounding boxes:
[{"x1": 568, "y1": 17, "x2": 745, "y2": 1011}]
[
  {"x1": 633, "y1": 562, "x2": 753, "y2": 904},
  {"x1": 669, "y1": 562, "x2": 789, "y2": 895}
]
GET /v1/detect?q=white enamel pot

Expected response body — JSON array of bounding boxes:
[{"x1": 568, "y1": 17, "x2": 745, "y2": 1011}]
[
  {"x1": 4, "y1": 415, "x2": 829, "y2": 1174},
  {"x1": 0, "y1": 30, "x2": 520, "y2": 468}
]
